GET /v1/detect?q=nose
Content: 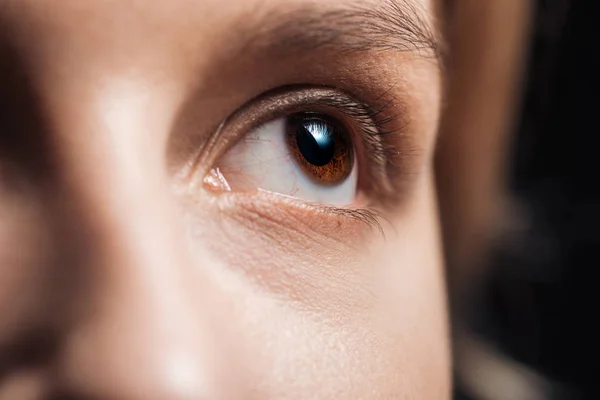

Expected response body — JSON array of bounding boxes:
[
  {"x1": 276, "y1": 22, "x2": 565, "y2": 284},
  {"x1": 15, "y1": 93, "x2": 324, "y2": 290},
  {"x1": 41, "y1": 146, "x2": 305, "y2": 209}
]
[
  {"x1": 0, "y1": 5, "x2": 253, "y2": 399},
  {"x1": 42, "y1": 87, "x2": 249, "y2": 400},
  {"x1": 55, "y1": 240, "x2": 242, "y2": 400},
  {"x1": 47, "y1": 104, "x2": 245, "y2": 400},
  {"x1": 54, "y1": 227, "x2": 244, "y2": 400},
  {"x1": 0, "y1": 57, "x2": 248, "y2": 400}
]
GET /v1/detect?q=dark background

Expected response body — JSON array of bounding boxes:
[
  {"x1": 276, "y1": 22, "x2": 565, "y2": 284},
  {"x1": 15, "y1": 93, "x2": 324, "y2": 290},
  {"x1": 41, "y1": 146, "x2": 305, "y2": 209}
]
[{"x1": 457, "y1": 0, "x2": 599, "y2": 399}]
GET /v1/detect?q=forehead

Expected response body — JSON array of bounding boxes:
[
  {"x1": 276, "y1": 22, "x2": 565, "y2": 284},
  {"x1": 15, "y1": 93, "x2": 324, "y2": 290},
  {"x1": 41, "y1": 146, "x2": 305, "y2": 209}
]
[
  {"x1": 1, "y1": 0, "x2": 438, "y2": 46},
  {"x1": 1, "y1": 0, "x2": 441, "y2": 94},
  {"x1": 3, "y1": 0, "x2": 437, "y2": 18}
]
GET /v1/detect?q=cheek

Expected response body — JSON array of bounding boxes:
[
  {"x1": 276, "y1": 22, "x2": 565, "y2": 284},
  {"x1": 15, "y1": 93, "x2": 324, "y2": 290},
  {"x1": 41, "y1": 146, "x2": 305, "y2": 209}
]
[
  {"x1": 191, "y1": 194, "x2": 378, "y2": 319},
  {"x1": 179, "y1": 176, "x2": 449, "y2": 398}
]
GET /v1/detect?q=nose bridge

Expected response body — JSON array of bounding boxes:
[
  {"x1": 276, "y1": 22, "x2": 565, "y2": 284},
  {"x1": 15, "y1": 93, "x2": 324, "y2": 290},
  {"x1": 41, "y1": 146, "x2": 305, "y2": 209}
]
[
  {"x1": 15, "y1": 45, "x2": 243, "y2": 400},
  {"x1": 43, "y1": 85, "x2": 247, "y2": 399},
  {"x1": 43, "y1": 101, "x2": 250, "y2": 399},
  {"x1": 2, "y1": 5, "x2": 251, "y2": 398}
]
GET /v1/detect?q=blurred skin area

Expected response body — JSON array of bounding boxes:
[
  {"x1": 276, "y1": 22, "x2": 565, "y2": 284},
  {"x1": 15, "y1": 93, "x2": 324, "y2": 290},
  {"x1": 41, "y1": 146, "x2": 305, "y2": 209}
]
[{"x1": 0, "y1": 0, "x2": 528, "y2": 399}]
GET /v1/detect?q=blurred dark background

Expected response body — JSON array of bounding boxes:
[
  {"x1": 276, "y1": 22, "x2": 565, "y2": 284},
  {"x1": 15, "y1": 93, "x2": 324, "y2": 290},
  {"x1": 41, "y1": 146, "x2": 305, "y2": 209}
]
[{"x1": 456, "y1": 0, "x2": 599, "y2": 399}]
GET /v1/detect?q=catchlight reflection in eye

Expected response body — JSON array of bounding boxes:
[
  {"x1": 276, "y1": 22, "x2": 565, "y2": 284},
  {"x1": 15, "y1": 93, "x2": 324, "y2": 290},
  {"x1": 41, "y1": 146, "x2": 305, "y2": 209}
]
[{"x1": 209, "y1": 113, "x2": 358, "y2": 206}]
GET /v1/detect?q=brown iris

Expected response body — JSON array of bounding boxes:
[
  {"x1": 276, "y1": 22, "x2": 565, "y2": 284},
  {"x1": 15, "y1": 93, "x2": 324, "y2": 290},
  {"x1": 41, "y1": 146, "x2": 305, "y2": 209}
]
[{"x1": 285, "y1": 113, "x2": 354, "y2": 185}]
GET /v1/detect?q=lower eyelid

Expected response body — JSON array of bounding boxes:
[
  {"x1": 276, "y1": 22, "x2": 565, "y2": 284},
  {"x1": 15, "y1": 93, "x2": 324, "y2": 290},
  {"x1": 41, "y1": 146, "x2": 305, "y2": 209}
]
[{"x1": 213, "y1": 190, "x2": 383, "y2": 245}]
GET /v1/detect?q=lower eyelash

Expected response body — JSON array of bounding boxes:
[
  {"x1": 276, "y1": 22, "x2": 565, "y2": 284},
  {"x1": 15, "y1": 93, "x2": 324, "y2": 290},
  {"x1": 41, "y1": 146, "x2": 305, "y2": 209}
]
[
  {"x1": 320, "y1": 205, "x2": 386, "y2": 238},
  {"x1": 218, "y1": 188, "x2": 387, "y2": 240}
]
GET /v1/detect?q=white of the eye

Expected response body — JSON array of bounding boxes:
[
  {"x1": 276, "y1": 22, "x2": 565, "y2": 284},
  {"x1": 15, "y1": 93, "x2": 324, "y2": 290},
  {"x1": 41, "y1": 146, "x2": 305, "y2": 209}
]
[{"x1": 220, "y1": 117, "x2": 358, "y2": 206}]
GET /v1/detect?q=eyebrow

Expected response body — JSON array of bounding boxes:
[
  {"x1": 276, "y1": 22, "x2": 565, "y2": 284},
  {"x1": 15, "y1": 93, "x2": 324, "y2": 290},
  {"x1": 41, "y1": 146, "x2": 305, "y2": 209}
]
[{"x1": 239, "y1": 0, "x2": 443, "y2": 63}]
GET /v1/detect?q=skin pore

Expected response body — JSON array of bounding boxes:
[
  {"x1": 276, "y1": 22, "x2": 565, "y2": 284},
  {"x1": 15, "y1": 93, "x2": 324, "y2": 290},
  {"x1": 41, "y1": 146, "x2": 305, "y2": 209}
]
[{"x1": 0, "y1": 0, "x2": 452, "y2": 399}]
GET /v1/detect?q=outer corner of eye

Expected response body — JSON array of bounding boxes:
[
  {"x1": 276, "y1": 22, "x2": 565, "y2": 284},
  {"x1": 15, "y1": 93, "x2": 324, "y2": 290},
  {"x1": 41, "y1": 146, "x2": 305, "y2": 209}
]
[{"x1": 207, "y1": 112, "x2": 359, "y2": 207}]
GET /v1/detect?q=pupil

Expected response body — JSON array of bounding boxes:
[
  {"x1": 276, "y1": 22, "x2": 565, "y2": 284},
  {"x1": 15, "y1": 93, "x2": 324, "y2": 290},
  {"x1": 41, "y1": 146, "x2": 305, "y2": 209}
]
[{"x1": 295, "y1": 119, "x2": 335, "y2": 167}]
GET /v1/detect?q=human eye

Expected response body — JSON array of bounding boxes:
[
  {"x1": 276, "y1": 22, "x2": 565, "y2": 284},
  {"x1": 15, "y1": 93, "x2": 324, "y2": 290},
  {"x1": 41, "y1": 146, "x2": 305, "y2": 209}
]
[
  {"x1": 201, "y1": 86, "x2": 400, "y2": 211},
  {"x1": 209, "y1": 110, "x2": 356, "y2": 206}
]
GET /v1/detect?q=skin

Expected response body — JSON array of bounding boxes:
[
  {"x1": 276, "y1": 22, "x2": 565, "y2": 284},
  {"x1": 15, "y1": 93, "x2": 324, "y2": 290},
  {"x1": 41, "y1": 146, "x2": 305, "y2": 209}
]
[{"x1": 0, "y1": 0, "x2": 529, "y2": 399}]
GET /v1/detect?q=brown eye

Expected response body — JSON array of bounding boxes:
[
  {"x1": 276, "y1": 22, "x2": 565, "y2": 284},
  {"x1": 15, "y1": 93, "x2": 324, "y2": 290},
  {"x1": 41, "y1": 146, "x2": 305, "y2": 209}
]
[
  {"x1": 286, "y1": 113, "x2": 354, "y2": 185},
  {"x1": 212, "y1": 109, "x2": 359, "y2": 206}
]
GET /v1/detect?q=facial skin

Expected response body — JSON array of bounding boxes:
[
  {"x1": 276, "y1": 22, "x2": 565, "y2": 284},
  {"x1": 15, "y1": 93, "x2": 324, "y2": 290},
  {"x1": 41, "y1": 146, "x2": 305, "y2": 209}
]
[{"x1": 0, "y1": 0, "x2": 449, "y2": 399}]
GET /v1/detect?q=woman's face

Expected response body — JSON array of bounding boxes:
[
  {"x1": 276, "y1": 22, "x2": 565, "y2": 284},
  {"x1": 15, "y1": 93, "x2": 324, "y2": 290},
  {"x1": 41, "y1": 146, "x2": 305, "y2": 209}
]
[{"x1": 0, "y1": 0, "x2": 448, "y2": 398}]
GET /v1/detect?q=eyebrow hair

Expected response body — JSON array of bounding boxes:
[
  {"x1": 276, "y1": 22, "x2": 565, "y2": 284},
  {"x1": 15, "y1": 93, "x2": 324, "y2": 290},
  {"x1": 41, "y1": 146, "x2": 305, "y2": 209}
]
[{"x1": 240, "y1": 0, "x2": 443, "y2": 62}]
